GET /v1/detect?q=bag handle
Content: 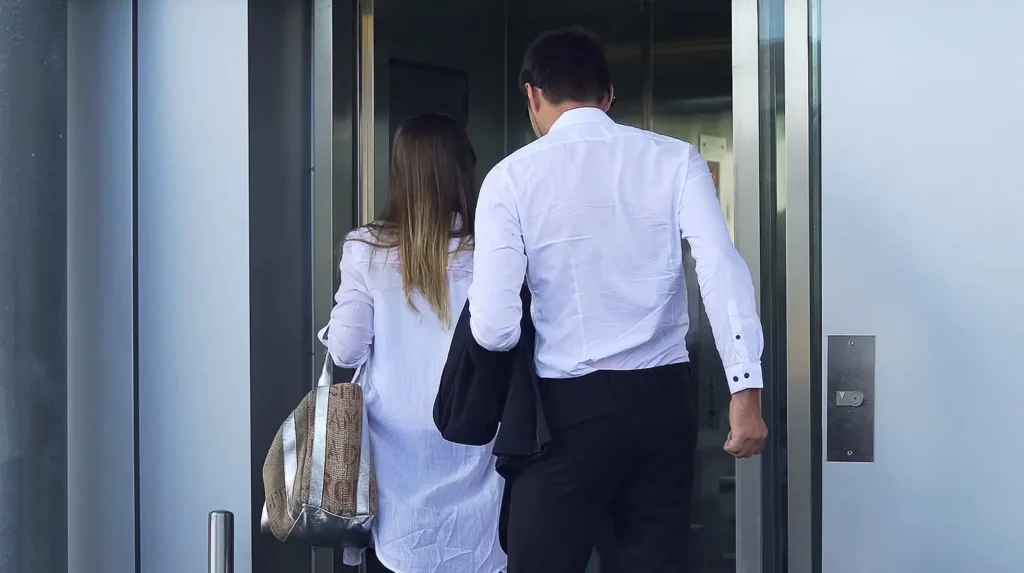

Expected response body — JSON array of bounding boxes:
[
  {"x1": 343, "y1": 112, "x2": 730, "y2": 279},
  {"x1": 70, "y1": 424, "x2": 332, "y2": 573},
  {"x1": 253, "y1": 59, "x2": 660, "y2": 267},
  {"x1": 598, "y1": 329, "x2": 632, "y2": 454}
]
[
  {"x1": 308, "y1": 324, "x2": 368, "y2": 512},
  {"x1": 315, "y1": 324, "x2": 363, "y2": 387}
]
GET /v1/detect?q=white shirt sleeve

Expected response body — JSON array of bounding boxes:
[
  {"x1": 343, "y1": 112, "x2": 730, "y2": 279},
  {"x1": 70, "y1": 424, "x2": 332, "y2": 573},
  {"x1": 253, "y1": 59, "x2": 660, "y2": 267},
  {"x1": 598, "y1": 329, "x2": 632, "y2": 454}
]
[
  {"x1": 323, "y1": 237, "x2": 374, "y2": 368},
  {"x1": 468, "y1": 164, "x2": 527, "y2": 351},
  {"x1": 679, "y1": 146, "x2": 765, "y2": 394}
]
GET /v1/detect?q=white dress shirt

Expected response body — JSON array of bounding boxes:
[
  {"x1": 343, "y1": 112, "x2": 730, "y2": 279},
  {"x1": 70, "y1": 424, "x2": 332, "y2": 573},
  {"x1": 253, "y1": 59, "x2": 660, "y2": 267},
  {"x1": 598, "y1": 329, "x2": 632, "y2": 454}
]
[
  {"x1": 322, "y1": 229, "x2": 506, "y2": 573},
  {"x1": 468, "y1": 107, "x2": 763, "y2": 394}
]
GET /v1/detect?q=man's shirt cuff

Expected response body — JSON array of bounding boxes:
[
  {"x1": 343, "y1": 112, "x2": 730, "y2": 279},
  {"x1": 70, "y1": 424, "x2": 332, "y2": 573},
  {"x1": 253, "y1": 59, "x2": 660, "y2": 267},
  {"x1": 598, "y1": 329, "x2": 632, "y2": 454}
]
[{"x1": 725, "y1": 362, "x2": 763, "y2": 394}]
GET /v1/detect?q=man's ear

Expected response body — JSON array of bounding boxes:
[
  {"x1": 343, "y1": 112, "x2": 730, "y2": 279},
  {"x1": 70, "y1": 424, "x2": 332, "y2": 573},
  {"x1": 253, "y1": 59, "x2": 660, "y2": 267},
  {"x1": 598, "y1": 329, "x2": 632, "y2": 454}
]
[
  {"x1": 600, "y1": 85, "x2": 616, "y2": 112},
  {"x1": 525, "y1": 84, "x2": 541, "y2": 112}
]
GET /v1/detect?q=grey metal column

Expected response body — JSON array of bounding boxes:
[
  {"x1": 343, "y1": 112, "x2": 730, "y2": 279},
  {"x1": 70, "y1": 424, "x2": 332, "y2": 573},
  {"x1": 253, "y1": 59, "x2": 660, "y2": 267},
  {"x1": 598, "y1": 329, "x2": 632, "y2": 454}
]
[
  {"x1": 784, "y1": 0, "x2": 817, "y2": 571},
  {"x1": 731, "y1": 0, "x2": 763, "y2": 570},
  {"x1": 248, "y1": 0, "x2": 316, "y2": 571},
  {"x1": 0, "y1": 1, "x2": 69, "y2": 572}
]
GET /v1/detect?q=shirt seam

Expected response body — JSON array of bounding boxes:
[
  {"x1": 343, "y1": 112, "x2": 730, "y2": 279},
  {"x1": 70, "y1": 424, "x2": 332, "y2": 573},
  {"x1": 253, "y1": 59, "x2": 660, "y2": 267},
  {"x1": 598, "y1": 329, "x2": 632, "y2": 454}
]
[
  {"x1": 565, "y1": 242, "x2": 589, "y2": 360},
  {"x1": 676, "y1": 147, "x2": 694, "y2": 221},
  {"x1": 496, "y1": 163, "x2": 526, "y2": 289},
  {"x1": 502, "y1": 130, "x2": 691, "y2": 172},
  {"x1": 497, "y1": 163, "x2": 521, "y2": 221}
]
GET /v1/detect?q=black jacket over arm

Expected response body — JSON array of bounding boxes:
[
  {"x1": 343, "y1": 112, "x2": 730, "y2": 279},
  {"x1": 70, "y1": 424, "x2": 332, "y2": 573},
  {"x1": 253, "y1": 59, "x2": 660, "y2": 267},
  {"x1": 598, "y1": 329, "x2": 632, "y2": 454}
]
[
  {"x1": 434, "y1": 286, "x2": 549, "y2": 458},
  {"x1": 433, "y1": 287, "x2": 550, "y2": 550}
]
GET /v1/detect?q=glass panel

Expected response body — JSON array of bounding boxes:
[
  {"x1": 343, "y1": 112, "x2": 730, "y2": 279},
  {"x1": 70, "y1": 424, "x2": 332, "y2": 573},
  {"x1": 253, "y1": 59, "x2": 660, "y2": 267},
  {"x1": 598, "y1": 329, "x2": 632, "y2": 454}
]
[
  {"x1": 360, "y1": 1, "x2": 759, "y2": 572},
  {"x1": 757, "y1": 0, "x2": 788, "y2": 571},
  {"x1": 371, "y1": 0, "x2": 507, "y2": 214},
  {"x1": 650, "y1": 3, "x2": 738, "y2": 572}
]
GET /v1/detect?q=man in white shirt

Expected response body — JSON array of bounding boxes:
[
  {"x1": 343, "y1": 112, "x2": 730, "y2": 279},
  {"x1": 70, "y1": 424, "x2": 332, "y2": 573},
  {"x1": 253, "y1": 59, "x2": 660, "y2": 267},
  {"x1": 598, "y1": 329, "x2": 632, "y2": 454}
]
[{"x1": 468, "y1": 27, "x2": 768, "y2": 573}]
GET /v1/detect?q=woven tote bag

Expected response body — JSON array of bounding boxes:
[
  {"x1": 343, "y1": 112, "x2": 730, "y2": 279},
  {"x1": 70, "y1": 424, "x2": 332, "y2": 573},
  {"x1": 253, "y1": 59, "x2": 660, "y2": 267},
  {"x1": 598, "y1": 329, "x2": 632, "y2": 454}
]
[{"x1": 261, "y1": 347, "x2": 377, "y2": 562}]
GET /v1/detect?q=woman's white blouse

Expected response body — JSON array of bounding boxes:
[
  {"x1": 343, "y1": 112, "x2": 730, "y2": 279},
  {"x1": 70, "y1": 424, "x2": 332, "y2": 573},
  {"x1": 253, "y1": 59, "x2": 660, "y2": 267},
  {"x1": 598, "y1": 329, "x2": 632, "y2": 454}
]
[{"x1": 321, "y1": 228, "x2": 505, "y2": 573}]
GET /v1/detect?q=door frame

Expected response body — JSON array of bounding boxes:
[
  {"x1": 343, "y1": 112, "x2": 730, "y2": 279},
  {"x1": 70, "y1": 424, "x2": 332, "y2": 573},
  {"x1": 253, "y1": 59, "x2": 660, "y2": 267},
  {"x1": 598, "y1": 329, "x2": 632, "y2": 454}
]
[{"x1": 781, "y1": 0, "x2": 821, "y2": 571}]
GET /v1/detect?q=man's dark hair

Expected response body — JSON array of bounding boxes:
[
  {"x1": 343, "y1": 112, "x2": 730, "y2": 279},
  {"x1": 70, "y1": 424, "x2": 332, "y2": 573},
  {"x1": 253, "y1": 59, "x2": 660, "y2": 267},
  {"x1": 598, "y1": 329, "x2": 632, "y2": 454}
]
[{"x1": 519, "y1": 27, "x2": 611, "y2": 106}]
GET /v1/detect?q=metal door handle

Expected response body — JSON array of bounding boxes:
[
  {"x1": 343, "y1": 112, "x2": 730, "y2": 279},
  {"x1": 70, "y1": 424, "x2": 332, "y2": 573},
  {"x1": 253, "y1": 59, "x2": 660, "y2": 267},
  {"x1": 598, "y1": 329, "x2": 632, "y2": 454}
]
[{"x1": 209, "y1": 510, "x2": 234, "y2": 573}]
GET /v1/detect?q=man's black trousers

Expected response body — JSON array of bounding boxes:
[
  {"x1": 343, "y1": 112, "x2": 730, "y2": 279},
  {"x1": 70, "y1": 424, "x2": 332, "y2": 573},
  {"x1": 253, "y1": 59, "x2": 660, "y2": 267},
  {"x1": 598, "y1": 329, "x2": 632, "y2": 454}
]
[{"x1": 505, "y1": 362, "x2": 698, "y2": 573}]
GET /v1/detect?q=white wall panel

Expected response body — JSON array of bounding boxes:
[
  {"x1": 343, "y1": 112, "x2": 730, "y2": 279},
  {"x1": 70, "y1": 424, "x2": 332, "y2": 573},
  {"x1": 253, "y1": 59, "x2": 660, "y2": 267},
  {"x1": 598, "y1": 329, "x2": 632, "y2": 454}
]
[
  {"x1": 136, "y1": 1, "x2": 252, "y2": 571},
  {"x1": 820, "y1": 1, "x2": 1024, "y2": 571}
]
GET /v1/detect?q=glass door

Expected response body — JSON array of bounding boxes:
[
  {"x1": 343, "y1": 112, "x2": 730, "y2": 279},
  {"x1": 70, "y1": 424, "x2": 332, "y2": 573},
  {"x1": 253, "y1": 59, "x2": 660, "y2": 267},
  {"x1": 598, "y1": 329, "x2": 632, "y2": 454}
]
[{"x1": 325, "y1": 0, "x2": 785, "y2": 570}]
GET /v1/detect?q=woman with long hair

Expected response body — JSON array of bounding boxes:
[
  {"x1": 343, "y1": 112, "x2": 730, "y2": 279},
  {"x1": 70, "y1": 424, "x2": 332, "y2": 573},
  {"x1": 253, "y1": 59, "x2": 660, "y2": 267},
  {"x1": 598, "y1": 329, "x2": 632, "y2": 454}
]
[{"x1": 322, "y1": 114, "x2": 505, "y2": 573}]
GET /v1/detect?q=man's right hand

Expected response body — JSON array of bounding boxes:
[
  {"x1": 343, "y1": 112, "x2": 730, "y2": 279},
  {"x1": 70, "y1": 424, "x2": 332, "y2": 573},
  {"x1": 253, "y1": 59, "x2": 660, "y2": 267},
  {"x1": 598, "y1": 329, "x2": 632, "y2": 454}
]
[{"x1": 724, "y1": 389, "x2": 768, "y2": 458}]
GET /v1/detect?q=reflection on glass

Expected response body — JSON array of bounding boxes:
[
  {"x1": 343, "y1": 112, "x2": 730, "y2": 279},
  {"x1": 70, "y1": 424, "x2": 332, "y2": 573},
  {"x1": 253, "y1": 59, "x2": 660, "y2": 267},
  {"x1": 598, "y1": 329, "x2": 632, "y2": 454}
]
[
  {"x1": 368, "y1": 1, "x2": 739, "y2": 571},
  {"x1": 758, "y1": 0, "x2": 788, "y2": 569},
  {"x1": 652, "y1": 3, "x2": 737, "y2": 572},
  {"x1": 372, "y1": 0, "x2": 507, "y2": 214}
]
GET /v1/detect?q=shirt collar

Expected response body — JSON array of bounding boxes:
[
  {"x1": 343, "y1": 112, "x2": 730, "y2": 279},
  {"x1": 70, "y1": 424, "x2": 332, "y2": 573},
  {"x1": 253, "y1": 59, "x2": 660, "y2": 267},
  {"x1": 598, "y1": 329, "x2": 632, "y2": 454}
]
[{"x1": 548, "y1": 107, "x2": 613, "y2": 133}]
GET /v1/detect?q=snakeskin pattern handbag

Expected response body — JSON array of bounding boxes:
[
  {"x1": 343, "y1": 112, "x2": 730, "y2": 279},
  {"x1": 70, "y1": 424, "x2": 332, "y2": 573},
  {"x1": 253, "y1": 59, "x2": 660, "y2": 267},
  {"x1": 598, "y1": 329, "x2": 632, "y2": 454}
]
[{"x1": 261, "y1": 350, "x2": 377, "y2": 564}]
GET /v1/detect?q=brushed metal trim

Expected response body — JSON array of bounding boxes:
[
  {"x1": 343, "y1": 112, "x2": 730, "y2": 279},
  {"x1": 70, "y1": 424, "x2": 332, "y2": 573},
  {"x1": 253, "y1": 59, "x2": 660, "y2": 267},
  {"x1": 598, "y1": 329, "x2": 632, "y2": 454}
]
[
  {"x1": 356, "y1": 0, "x2": 374, "y2": 225},
  {"x1": 784, "y1": 0, "x2": 817, "y2": 570},
  {"x1": 731, "y1": 0, "x2": 763, "y2": 571},
  {"x1": 312, "y1": 0, "x2": 336, "y2": 381}
]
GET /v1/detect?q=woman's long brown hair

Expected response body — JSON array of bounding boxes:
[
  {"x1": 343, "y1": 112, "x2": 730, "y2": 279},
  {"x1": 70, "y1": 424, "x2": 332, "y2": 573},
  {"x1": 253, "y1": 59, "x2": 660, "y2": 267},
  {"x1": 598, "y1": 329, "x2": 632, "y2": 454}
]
[{"x1": 354, "y1": 114, "x2": 478, "y2": 326}]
